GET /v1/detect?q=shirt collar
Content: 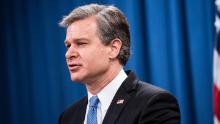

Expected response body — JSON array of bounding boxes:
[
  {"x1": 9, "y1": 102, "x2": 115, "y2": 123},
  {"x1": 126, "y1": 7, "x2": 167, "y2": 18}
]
[{"x1": 88, "y1": 69, "x2": 127, "y2": 111}]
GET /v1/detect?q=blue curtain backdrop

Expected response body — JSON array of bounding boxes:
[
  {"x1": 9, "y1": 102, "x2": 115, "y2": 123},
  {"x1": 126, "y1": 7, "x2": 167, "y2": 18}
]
[{"x1": 0, "y1": 0, "x2": 215, "y2": 124}]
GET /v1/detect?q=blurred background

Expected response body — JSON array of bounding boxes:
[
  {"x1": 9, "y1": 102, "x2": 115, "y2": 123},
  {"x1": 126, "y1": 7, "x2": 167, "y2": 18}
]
[{"x1": 0, "y1": 0, "x2": 216, "y2": 124}]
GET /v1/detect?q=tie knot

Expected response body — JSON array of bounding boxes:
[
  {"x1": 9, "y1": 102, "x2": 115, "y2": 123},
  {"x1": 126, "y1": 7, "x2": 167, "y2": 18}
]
[{"x1": 89, "y1": 96, "x2": 99, "y2": 108}]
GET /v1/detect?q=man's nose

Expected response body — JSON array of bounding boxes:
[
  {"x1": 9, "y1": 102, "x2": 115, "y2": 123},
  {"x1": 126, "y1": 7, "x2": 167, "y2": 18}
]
[{"x1": 65, "y1": 45, "x2": 79, "y2": 60}]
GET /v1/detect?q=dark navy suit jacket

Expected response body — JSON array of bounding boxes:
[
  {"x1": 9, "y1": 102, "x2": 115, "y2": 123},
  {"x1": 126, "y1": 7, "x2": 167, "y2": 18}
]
[{"x1": 59, "y1": 71, "x2": 180, "y2": 124}]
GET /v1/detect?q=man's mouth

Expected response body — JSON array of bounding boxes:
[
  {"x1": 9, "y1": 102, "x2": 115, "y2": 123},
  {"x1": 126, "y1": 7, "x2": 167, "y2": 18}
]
[{"x1": 68, "y1": 63, "x2": 82, "y2": 71}]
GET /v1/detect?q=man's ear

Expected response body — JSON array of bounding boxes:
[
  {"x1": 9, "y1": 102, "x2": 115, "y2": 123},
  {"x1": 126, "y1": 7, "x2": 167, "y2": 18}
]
[{"x1": 108, "y1": 38, "x2": 122, "y2": 59}]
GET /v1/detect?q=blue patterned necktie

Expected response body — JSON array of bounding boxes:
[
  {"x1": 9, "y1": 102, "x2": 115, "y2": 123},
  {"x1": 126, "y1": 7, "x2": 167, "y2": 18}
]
[{"x1": 87, "y1": 96, "x2": 99, "y2": 124}]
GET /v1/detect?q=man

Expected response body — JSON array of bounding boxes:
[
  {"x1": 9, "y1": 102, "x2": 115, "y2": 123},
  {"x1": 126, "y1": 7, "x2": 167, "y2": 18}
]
[{"x1": 59, "y1": 3, "x2": 180, "y2": 124}]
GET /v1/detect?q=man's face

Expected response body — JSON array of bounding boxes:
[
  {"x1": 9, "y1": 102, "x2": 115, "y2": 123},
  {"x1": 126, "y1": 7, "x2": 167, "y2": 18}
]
[{"x1": 65, "y1": 16, "x2": 111, "y2": 84}]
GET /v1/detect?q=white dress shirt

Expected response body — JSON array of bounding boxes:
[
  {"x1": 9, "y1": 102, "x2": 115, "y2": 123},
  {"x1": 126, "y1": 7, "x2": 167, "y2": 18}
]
[{"x1": 84, "y1": 69, "x2": 127, "y2": 124}]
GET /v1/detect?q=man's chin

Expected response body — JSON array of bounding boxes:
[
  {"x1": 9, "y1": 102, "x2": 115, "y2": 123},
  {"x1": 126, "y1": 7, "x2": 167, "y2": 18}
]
[
  {"x1": 70, "y1": 75, "x2": 84, "y2": 82},
  {"x1": 71, "y1": 77, "x2": 82, "y2": 82}
]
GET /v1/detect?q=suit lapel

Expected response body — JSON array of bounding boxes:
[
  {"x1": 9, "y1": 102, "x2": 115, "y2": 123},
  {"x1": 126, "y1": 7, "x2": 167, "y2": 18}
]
[
  {"x1": 102, "y1": 71, "x2": 138, "y2": 124},
  {"x1": 75, "y1": 97, "x2": 88, "y2": 124}
]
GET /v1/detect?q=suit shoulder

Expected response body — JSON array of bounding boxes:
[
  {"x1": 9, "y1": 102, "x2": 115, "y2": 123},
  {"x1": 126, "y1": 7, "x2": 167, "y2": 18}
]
[
  {"x1": 137, "y1": 81, "x2": 167, "y2": 94},
  {"x1": 134, "y1": 81, "x2": 180, "y2": 123},
  {"x1": 64, "y1": 96, "x2": 87, "y2": 114},
  {"x1": 59, "y1": 96, "x2": 87, "y2": 124},
  {"x1": 135, "y1": 81, "x2": 177, "y2": 102}
]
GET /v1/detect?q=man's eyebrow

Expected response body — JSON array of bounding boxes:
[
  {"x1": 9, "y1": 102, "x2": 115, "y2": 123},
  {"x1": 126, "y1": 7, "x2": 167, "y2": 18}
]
[{"x1": 64, "y1": 38, "x2": 89, "y2": 44}]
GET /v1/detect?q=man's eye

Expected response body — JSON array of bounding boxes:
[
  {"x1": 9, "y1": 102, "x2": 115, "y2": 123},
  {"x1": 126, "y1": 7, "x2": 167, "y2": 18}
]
[{"x1": 77, "y1": 42, "x2": 87, "y2": 46}]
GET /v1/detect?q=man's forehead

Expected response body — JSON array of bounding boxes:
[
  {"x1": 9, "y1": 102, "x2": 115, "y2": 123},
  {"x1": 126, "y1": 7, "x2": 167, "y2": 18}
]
[
  {"x1": 66, "y1": 18, "x2": 98, "y2": 37},
  {"x1": 67, "y1": 16, "x2": 97, "y2": 30},
  {"x1": 65, "y1": 17, "x2": 99, "y2": 43}
]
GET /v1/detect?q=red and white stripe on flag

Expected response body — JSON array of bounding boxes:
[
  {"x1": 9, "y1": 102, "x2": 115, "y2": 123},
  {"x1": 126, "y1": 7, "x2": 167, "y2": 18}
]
[
  {"x1": 214, "y1": 50, "x2": 220, "y2": 124},
  {"x1": 214, "y1": 0, "x2": 220, "y2": 124}
]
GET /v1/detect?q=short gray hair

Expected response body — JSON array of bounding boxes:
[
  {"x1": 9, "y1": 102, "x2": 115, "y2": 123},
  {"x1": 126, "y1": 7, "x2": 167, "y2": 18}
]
[{"x1": 59, "y1": 3, "x2": 131, "y2": 65}]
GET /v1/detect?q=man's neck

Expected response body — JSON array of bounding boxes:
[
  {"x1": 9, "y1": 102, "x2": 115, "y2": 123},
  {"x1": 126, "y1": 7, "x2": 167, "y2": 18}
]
[{"x1": 85, "y1": 64, "x2": 122, "y2": 95}]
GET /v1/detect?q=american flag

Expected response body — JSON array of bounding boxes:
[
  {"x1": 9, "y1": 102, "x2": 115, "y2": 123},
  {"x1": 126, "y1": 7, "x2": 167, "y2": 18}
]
[{"x1": 214, "y1": 0, "x2": 220, "y2": 124}]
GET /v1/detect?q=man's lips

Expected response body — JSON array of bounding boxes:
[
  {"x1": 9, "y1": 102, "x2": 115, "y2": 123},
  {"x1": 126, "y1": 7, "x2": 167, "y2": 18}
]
[{"x1": 68, "y1": 63, "x2": 82, "y2": 71}]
